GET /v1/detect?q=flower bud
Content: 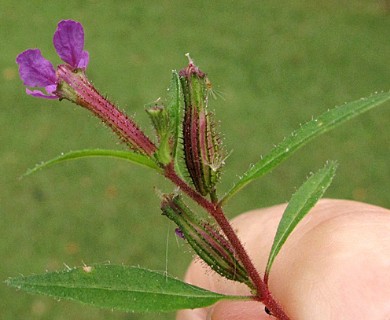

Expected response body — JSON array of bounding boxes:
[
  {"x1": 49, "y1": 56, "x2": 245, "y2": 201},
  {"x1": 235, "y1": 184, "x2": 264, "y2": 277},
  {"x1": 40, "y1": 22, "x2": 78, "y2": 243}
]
[
  {"x1": 145, "y1": 104, "x2": 172, "y2": 165},
  {"x1": 161, "y1": 194, "x2": 251, "y2": 286},
  {"x1": 179, "y1": 56, "x2": 224, "y2": 198}
]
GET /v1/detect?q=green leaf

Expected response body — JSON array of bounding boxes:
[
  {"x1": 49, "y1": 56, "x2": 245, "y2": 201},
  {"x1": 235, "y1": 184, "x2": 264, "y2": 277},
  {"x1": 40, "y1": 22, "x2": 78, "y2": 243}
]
[
  {"x1": 22, "y1": 149, "x2": 161, "y2": 177},
  {"x1": 220, "y1": 91, "x2": 390, "y2": 205},
  {"x1": 264, "y1": 161, "x2": 337, "y2": 277},
  {"x1": 6, "y1": 264, "x2": 248, "y2": 313}
]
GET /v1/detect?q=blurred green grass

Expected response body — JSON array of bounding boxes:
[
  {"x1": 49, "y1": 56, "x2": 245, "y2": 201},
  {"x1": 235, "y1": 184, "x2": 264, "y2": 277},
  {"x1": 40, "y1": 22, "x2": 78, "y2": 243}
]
[{"x1": 1, "y1": 1, "x2": 389, "y2": 319}]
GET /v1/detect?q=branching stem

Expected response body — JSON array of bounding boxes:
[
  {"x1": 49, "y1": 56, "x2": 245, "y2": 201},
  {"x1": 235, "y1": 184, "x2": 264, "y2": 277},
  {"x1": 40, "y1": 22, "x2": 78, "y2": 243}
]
[{"x1": 164, "y1": 163, "x2": 290, "y2": 320}]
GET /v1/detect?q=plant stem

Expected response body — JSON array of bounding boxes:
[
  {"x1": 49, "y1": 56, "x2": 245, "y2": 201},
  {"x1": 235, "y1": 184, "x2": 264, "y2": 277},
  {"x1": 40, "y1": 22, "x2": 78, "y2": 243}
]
[{"x1": 164, "y1": 163, "x2": 290, "y2": 320}]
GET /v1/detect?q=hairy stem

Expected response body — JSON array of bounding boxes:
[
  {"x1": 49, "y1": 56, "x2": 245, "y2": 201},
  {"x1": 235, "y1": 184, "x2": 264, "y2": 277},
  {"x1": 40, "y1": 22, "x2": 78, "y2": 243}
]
[{"x1": 164, "y1": 163, "x2": 290, "y2": 319}]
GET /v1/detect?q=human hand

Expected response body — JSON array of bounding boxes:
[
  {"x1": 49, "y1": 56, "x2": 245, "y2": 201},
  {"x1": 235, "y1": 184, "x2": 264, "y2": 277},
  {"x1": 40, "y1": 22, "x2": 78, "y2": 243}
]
[{"x1": 176, "y1": 199, "x2": 390, "y2": 320}]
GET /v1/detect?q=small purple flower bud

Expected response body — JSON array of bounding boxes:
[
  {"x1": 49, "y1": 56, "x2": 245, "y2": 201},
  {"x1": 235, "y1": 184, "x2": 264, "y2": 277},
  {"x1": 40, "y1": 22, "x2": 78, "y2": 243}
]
[
  {"x1": 175, "y1": 227, "x2": 185, "y2": 239},
  {"x1": 161, "y1": 194, "x2": 250, "y2": 286},
  {"x1": 179, "y1": 55, "x2": 224, "y2": 199}
]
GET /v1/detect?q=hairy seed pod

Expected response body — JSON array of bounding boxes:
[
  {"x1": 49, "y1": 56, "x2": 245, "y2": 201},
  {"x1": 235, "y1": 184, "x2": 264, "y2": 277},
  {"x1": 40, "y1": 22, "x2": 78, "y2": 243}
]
[
  {"x1": 161, "y1": 194, "x2": 251, "y2": 286},
  {"x1": 179, "y1": 56, "x2": 224, "y2": 198}
]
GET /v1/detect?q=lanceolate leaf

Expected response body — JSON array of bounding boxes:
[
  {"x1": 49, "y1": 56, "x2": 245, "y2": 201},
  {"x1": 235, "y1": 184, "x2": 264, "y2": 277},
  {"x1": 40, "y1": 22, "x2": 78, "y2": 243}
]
[
  {"x1": 22, "y1": 149, "x2": 161, "y2": 177},
  {"x1": 6, "y1": 264, "x2": 248, "y2": 313},
  {"x1": 264, "y1": 161, "x2": 337, "y2": 278},
  {"x1": 220, "y1": 91, "x2": 390, "y2": 205}
]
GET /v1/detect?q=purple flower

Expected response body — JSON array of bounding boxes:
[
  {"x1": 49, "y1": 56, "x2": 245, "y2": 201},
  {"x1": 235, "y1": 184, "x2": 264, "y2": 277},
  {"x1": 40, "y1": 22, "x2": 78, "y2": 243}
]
[
  {"x1": 16, "y1": 20, "x2": 156, "y2": 156},
  {"x1": 16, "y1": 20, "x2": 89, "y2": 99}
]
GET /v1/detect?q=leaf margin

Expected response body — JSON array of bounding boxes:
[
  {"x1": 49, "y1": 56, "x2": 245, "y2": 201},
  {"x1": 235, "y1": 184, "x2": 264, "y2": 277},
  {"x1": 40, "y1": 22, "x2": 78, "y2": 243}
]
[
  {"x1": 21, "y1": 149, "x2": 161, "y2": 178},
  {"x1": 220, "y1": 91, "x2": 390, "y2": 205},
  {"x1": 6, "y1": 264, "x2": 249, "y2": 313},
  {"x1": 264, "y1": 161, "x2": 338, "y2": 278}
]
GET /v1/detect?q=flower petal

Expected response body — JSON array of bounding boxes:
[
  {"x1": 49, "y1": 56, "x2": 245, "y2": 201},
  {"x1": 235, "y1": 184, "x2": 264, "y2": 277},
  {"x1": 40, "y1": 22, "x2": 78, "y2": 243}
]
[
  {"x1": 45, "y1": 84, "x2": 57, "y2": 95},
  {"x1": 26, "y1": 88, "x2": 58, "y2": 99},
  {"x1": 53, "y1": 20, "x2": 89, "y2": 68},
  {"x1": 77, "y1": 50, "x2": 89, "y2": 69},
  {"x1": 16, "y1": 49, "x2": 56, "y2": 87}
]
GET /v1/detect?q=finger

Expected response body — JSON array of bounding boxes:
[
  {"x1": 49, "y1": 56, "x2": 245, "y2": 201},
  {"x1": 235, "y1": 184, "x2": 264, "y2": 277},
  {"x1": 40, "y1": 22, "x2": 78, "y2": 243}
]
[
  {"x1": 269, "y1": 199, "x2": 390, "y2": 319},
  {"x1": 177, "y1": 199, "x2": 390, "y2": 320},
  {"x1": 210, "y1": 301, "x2": 269, "y2": 320}
]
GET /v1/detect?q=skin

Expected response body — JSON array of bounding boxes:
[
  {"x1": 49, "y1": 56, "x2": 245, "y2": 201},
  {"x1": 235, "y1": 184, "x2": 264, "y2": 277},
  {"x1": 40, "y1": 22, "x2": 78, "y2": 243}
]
[{"x1": 176, "y1": 199, "x2": 390, "y2": 320}]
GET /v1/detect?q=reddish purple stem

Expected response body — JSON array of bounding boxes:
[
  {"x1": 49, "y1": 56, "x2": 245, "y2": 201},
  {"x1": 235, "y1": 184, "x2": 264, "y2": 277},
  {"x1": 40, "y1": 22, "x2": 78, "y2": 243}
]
[{"x1": 164, "y1": 163, "x2": 290, "y2": 320}]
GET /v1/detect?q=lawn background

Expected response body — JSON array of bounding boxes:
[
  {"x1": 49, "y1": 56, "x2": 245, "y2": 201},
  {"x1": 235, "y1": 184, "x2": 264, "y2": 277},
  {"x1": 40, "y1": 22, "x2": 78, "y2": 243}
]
[{"x1": 1, "y1": 1, "x2": 389, "y2": 319}]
